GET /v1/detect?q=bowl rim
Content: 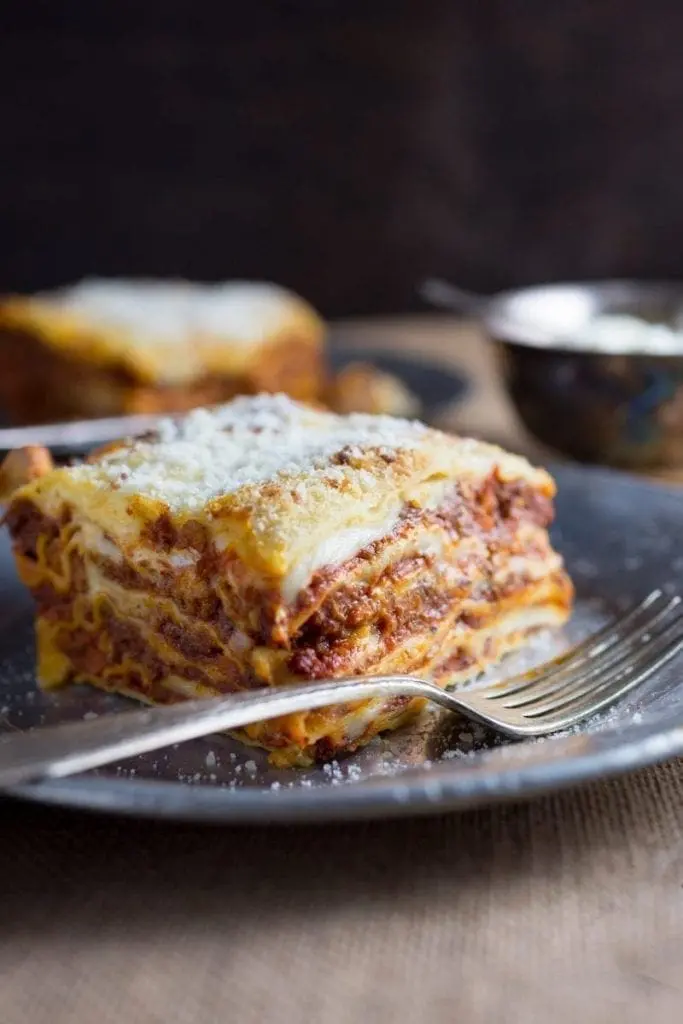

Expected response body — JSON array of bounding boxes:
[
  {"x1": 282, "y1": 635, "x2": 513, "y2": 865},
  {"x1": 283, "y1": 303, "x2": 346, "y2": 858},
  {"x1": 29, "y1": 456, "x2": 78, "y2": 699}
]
[{"x1": 484, "y1": 278, "x2": 683, "y2": 355}]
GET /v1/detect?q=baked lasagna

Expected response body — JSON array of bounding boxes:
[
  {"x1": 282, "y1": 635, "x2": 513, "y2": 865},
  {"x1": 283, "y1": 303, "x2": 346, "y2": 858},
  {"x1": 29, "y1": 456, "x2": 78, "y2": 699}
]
[
  {"x1": 2, "y1": 394, "x2": 572, "y2": 765},
  {"x1": 0, "y1": 278, "x2": 325, "y2": 424}
]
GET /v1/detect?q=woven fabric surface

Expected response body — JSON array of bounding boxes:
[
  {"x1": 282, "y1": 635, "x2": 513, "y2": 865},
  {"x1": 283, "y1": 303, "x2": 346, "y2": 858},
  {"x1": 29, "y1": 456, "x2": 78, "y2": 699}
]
[{"x1": 3, "y1": 760, "x2": 683, "y2": 1024}]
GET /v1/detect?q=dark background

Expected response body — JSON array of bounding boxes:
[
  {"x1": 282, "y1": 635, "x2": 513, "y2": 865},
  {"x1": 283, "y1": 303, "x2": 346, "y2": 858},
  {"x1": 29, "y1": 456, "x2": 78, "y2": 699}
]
[{"x1": 3, "y1": 1, "x2": 683, "y2": 316}]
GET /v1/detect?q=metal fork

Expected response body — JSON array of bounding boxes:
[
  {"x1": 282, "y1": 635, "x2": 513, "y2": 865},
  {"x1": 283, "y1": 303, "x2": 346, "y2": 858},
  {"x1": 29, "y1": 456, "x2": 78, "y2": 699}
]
[{"x1": 0, "y1": 589, "x2": 681, "y2": 789}]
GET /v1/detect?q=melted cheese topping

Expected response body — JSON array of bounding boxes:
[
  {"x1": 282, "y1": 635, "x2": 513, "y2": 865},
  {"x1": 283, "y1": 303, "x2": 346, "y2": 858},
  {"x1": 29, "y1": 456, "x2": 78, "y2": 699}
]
[{"x1": 281, "y1": 521, "x2": 397, "y2": 601}]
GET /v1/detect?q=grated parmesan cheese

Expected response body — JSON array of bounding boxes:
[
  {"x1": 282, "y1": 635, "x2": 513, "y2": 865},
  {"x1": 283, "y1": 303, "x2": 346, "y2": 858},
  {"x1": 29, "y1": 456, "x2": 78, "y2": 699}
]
[{"x1": 73, "y1": 393, "x2": 429, "y2": 511}]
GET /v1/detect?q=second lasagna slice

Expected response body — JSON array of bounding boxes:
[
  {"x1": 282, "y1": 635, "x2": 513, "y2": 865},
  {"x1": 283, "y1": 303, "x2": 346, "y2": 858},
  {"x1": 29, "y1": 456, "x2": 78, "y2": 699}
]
[{"x1": 5, "y1": 394, "x2": 572, "y2": 764}]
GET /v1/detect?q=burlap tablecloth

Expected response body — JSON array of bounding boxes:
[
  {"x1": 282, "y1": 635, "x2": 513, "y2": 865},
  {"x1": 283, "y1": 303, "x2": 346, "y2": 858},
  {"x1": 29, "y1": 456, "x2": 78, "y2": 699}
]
[{"x1": 3, "y1": 318, "x2": 683, "y2": 1023}]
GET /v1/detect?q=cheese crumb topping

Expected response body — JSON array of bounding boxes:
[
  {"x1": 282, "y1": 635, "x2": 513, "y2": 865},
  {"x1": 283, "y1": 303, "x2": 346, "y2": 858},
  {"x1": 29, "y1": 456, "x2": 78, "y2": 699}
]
[{"x1": 74, "y1": 393, "x2": 430, "y2": 511}]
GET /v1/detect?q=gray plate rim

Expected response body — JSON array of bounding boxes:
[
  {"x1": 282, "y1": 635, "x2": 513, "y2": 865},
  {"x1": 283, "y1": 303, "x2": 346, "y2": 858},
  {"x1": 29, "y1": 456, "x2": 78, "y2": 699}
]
[{"x1": 8, "y1": 709, "x2": 683, "y2": 824}]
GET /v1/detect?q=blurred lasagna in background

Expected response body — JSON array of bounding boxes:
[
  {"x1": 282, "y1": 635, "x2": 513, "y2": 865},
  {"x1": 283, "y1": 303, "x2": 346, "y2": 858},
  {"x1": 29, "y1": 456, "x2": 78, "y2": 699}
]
[
  {"x1": 0, "y1": 278, "x2": 419, "y2": 425},
  {"x1": 0, "y1": 279, "x2": 325, "y2": 423}
]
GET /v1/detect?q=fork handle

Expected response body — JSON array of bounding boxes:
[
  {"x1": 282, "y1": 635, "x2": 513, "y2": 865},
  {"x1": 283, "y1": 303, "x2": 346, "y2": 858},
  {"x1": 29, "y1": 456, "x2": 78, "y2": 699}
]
[{"x1": 0, "y1": 677, "x2": 438, "y2": 789}]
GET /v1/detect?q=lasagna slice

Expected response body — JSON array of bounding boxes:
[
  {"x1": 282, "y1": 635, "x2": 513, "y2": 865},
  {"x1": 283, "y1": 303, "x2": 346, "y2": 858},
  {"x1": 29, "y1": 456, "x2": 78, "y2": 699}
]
[
  {"x1": 0, "y1": 278, "x2": 324, "y2": 424},
  {"x1": 3, "y1": 394, "x2": 572, "y2": 766}
]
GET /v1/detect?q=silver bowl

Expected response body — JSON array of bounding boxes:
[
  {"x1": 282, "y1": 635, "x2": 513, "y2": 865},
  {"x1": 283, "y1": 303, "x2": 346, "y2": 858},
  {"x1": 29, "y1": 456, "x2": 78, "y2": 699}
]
[{"x1": 428, "y1": 279, "x2": 683, "y2": 470}]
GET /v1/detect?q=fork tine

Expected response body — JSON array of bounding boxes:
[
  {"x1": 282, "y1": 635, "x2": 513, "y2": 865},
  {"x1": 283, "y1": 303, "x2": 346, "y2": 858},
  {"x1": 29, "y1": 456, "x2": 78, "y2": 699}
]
[
  {"x1": 522, "y1": 607, "x2": 683, "y2": 720},
  {"x1": 499, "y1": 595, "x2": 681, "y2": 710},
  {"x1": 533, "y1": 630, "x2": 683, "y2": 731},
  {"x1": 486, "y1": 589, "x2": 665, "y2": 700}
]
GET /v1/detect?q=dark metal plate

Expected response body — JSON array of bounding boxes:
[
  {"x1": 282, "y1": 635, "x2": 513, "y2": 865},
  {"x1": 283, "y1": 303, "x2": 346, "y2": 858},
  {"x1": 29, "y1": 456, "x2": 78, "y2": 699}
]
[{"x1": 1, "y1": 463, "x2": 682, "y2": 823}]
